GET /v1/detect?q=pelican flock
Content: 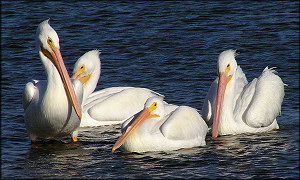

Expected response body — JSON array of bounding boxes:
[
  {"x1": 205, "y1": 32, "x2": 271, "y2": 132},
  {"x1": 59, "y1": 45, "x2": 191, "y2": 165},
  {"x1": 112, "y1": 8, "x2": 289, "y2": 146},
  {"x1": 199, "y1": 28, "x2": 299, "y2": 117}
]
[
  {"x1": 202, "y1": 49, "x2": 285, "y2": 138},
  {"x1": 112, "y1": 97, "x2": 208, "y2": 153},
  {"x1": 23, "y1": 19, "x2": 285, "y2": 152},
  {"x1": 72, "y1": 50, "x2": 164, "y2": 127},
  {"x1": 22, "y1": 19, "x2": 83, "y2": 143}
]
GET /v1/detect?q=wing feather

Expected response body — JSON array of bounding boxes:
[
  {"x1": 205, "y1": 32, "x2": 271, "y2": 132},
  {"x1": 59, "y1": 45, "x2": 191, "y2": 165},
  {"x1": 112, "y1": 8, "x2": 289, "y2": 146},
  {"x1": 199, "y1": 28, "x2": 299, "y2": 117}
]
[
  {"x1": 201, "y1": 78, "x2": 218, "y2": 126},
  {"x1": 160, "y1": 106, "x2": 208, "y2": 140},
  {"x1": 240, "y1": 67, "x2": 285, "y2": 128},
  {"x1": 87, "y1": 88, "x2": 163, "y2": 122},
  {"x1": 22, "y1": 80, "x2": 39, "y2": 110},
  {"x1": 84, "y1": 87, "x2": 132, "y2": 105}
]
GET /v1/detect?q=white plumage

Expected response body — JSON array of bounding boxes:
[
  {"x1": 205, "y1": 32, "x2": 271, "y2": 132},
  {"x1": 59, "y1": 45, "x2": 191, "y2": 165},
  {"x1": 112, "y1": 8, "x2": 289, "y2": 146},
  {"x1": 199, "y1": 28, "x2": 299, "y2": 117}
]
[
  {"x1": 202, "y1": 49, "x2": 285, "y2": 138},
  {"x1": 22, "y1": 19, "x2": 83, "y2": 143},
  {"x1": 112, "y1": 97, "x2": 208, "y2": 153},
  {"x1": 72, "y1": 50, "x2": 164, "y2": 127}
]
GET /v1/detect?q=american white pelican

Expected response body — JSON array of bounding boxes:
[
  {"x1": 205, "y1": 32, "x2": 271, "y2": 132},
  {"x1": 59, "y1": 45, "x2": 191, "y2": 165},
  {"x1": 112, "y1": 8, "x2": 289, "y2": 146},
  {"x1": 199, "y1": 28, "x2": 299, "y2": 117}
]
[
  {"x1": 72, "y1": 50, "x2": 164, "y2": 127},
  {"x1": 72, "y1": 50, "x2": 101, "y2": 103},
  {"x1": 201, "y1": 49, "x2": 285, "y2": 138},
  {"x1": 112, "y1": 97, "x2": 208, "y2": 153},
  {"x1": 22, "y1": 19, "x2": 83, "y2": 144}
]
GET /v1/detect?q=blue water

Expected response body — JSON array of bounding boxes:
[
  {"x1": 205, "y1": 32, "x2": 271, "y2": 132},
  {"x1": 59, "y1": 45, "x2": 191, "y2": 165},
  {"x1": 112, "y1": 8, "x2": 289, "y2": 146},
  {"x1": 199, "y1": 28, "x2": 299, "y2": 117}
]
[{"x1": 1, "y1": 1, "x2": 299, "y2": 179}]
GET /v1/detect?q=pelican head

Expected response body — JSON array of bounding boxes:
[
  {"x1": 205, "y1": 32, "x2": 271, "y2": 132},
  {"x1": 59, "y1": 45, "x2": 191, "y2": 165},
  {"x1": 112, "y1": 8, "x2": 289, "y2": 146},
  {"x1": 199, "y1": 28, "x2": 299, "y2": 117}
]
[
  {"x1": 112, "y1": 97, "x2": 163, "y2": 152},
  {"x1": 143, "y1": 97, "x2": 165, "y2": 118},
  {"x1": 36, "y1": 19, "x2": 82, "y2": 119},
  {"x1": 36, "y1": 19, "x2": 60, "y2": 53},
  {"x1": 217, "y1": 49, "x2": 238, "y2": 77},
  {"x1": 72, "y1": 50, "x2": 101, "y2": 100},
  {"x1": 212, "y1": 49, "x2": 238, "y2": 138}
]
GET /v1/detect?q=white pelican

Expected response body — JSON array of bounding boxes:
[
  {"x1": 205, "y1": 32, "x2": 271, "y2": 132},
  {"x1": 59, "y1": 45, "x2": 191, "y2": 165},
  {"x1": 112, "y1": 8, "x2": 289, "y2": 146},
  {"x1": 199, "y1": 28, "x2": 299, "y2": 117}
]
[
  {"x1": 112, "y1": 97, "x2": 208, "y2": 153},
  {"x1": 201, "y1": 49, "x2": 285, "y2": 138},
  {"x1": 72, "y1": 50, "x2": 164, "y2": 127},
  {"x1": 22, "y1": 19, "x2": 83, "y2": 144}
]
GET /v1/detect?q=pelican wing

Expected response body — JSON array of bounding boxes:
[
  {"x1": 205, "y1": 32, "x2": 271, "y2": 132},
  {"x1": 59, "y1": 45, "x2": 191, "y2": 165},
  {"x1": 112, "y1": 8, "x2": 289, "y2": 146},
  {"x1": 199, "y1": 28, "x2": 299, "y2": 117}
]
[
  {"x1": 22, "y1": 80, "x2": 46, "y2": 110},
  {"x1": 235, "y1": 67, "x2": 285, "y2": 128},
  {"x1": 201, "y1": 78, "x2": 218, "y2": 126},
  {"x1": 22, "y1": 81, "x2": 37, "y2": 110},
  {"x1": 84, "y1": 87, "x2": 133, "y2": 105},
  {"x1": 233, "y1": 66, "x2": 248, "y2": 107},
  {"x1": 160, "y1": 106, "x2": 208, "y2": 140},
  {"x1": 87, "y1": 88, "x2": 164, "y2": 122}
]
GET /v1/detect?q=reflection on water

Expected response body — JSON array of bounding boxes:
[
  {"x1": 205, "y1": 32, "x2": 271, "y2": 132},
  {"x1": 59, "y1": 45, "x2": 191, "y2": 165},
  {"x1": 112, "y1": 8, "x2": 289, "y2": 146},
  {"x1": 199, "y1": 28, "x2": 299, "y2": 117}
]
[
  {"x1": 16, "y1": 128, "x2": 297, "y2": 179},
  {"x1": 25, "y1": 144, "x2": 89, "y2": 178},
  {"x1": 208, "y1": 131, "x2": 298, "y2": 178}
]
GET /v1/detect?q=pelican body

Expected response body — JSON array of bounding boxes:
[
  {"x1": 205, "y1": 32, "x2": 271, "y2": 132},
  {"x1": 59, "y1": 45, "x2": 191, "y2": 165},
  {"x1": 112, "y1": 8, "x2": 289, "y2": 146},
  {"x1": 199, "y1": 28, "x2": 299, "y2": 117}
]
[
  {"x1": 72, "y1": 50, "x2": 164, "y2": 127},
  {"x1": 202, "y1": 49, "x2": 285, "y2": 138},
  {"x1": 22, "y1": 19, "x2": 83, "y2": 143},
  {"x1": 112, "y1": 97, "x2": 208, "y2": 153}
]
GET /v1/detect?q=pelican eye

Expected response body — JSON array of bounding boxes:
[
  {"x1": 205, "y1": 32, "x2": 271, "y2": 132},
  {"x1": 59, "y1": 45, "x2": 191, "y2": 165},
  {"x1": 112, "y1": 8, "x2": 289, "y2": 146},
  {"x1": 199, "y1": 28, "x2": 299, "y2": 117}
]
[
  {"x1": 78, "y1": 65, "x2": 85, "y2": 74},
  {"x1": 225, "y1": 64, "x2": 231, "y2": 75},
  {"x1": 47, "y1": 38, "x2": 54, "y2": 48},
  {"x1": 149, "y1": 102, "x2": 158, "y2": 112}
]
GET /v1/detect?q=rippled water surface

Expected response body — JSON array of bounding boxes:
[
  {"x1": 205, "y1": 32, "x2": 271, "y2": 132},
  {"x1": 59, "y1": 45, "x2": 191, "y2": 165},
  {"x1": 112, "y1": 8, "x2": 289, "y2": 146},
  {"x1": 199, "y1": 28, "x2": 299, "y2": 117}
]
[{"x1": 1, "y1": 1, "x2": 299, "y2": 179}]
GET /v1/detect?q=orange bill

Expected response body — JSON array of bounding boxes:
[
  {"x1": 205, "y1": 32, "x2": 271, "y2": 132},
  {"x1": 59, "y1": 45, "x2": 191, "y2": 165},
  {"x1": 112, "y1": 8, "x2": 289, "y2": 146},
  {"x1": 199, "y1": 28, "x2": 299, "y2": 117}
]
[
  {"x1": 112, "y1": 106, "x2": 161, "y2": 152},
  {"x1": 50, "y1": 47, "x2": 82, "y2": 120},
  {"x1": 212, "y1": 72, "x2": 228, "y2": 138}
]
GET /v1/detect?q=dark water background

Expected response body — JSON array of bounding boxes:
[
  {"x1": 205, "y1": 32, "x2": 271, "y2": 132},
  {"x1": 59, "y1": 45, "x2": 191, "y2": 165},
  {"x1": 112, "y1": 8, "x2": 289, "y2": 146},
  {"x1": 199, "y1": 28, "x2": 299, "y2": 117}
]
[{"x1": 1, "y1": 1, "x2": 299, "y2": 179}]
